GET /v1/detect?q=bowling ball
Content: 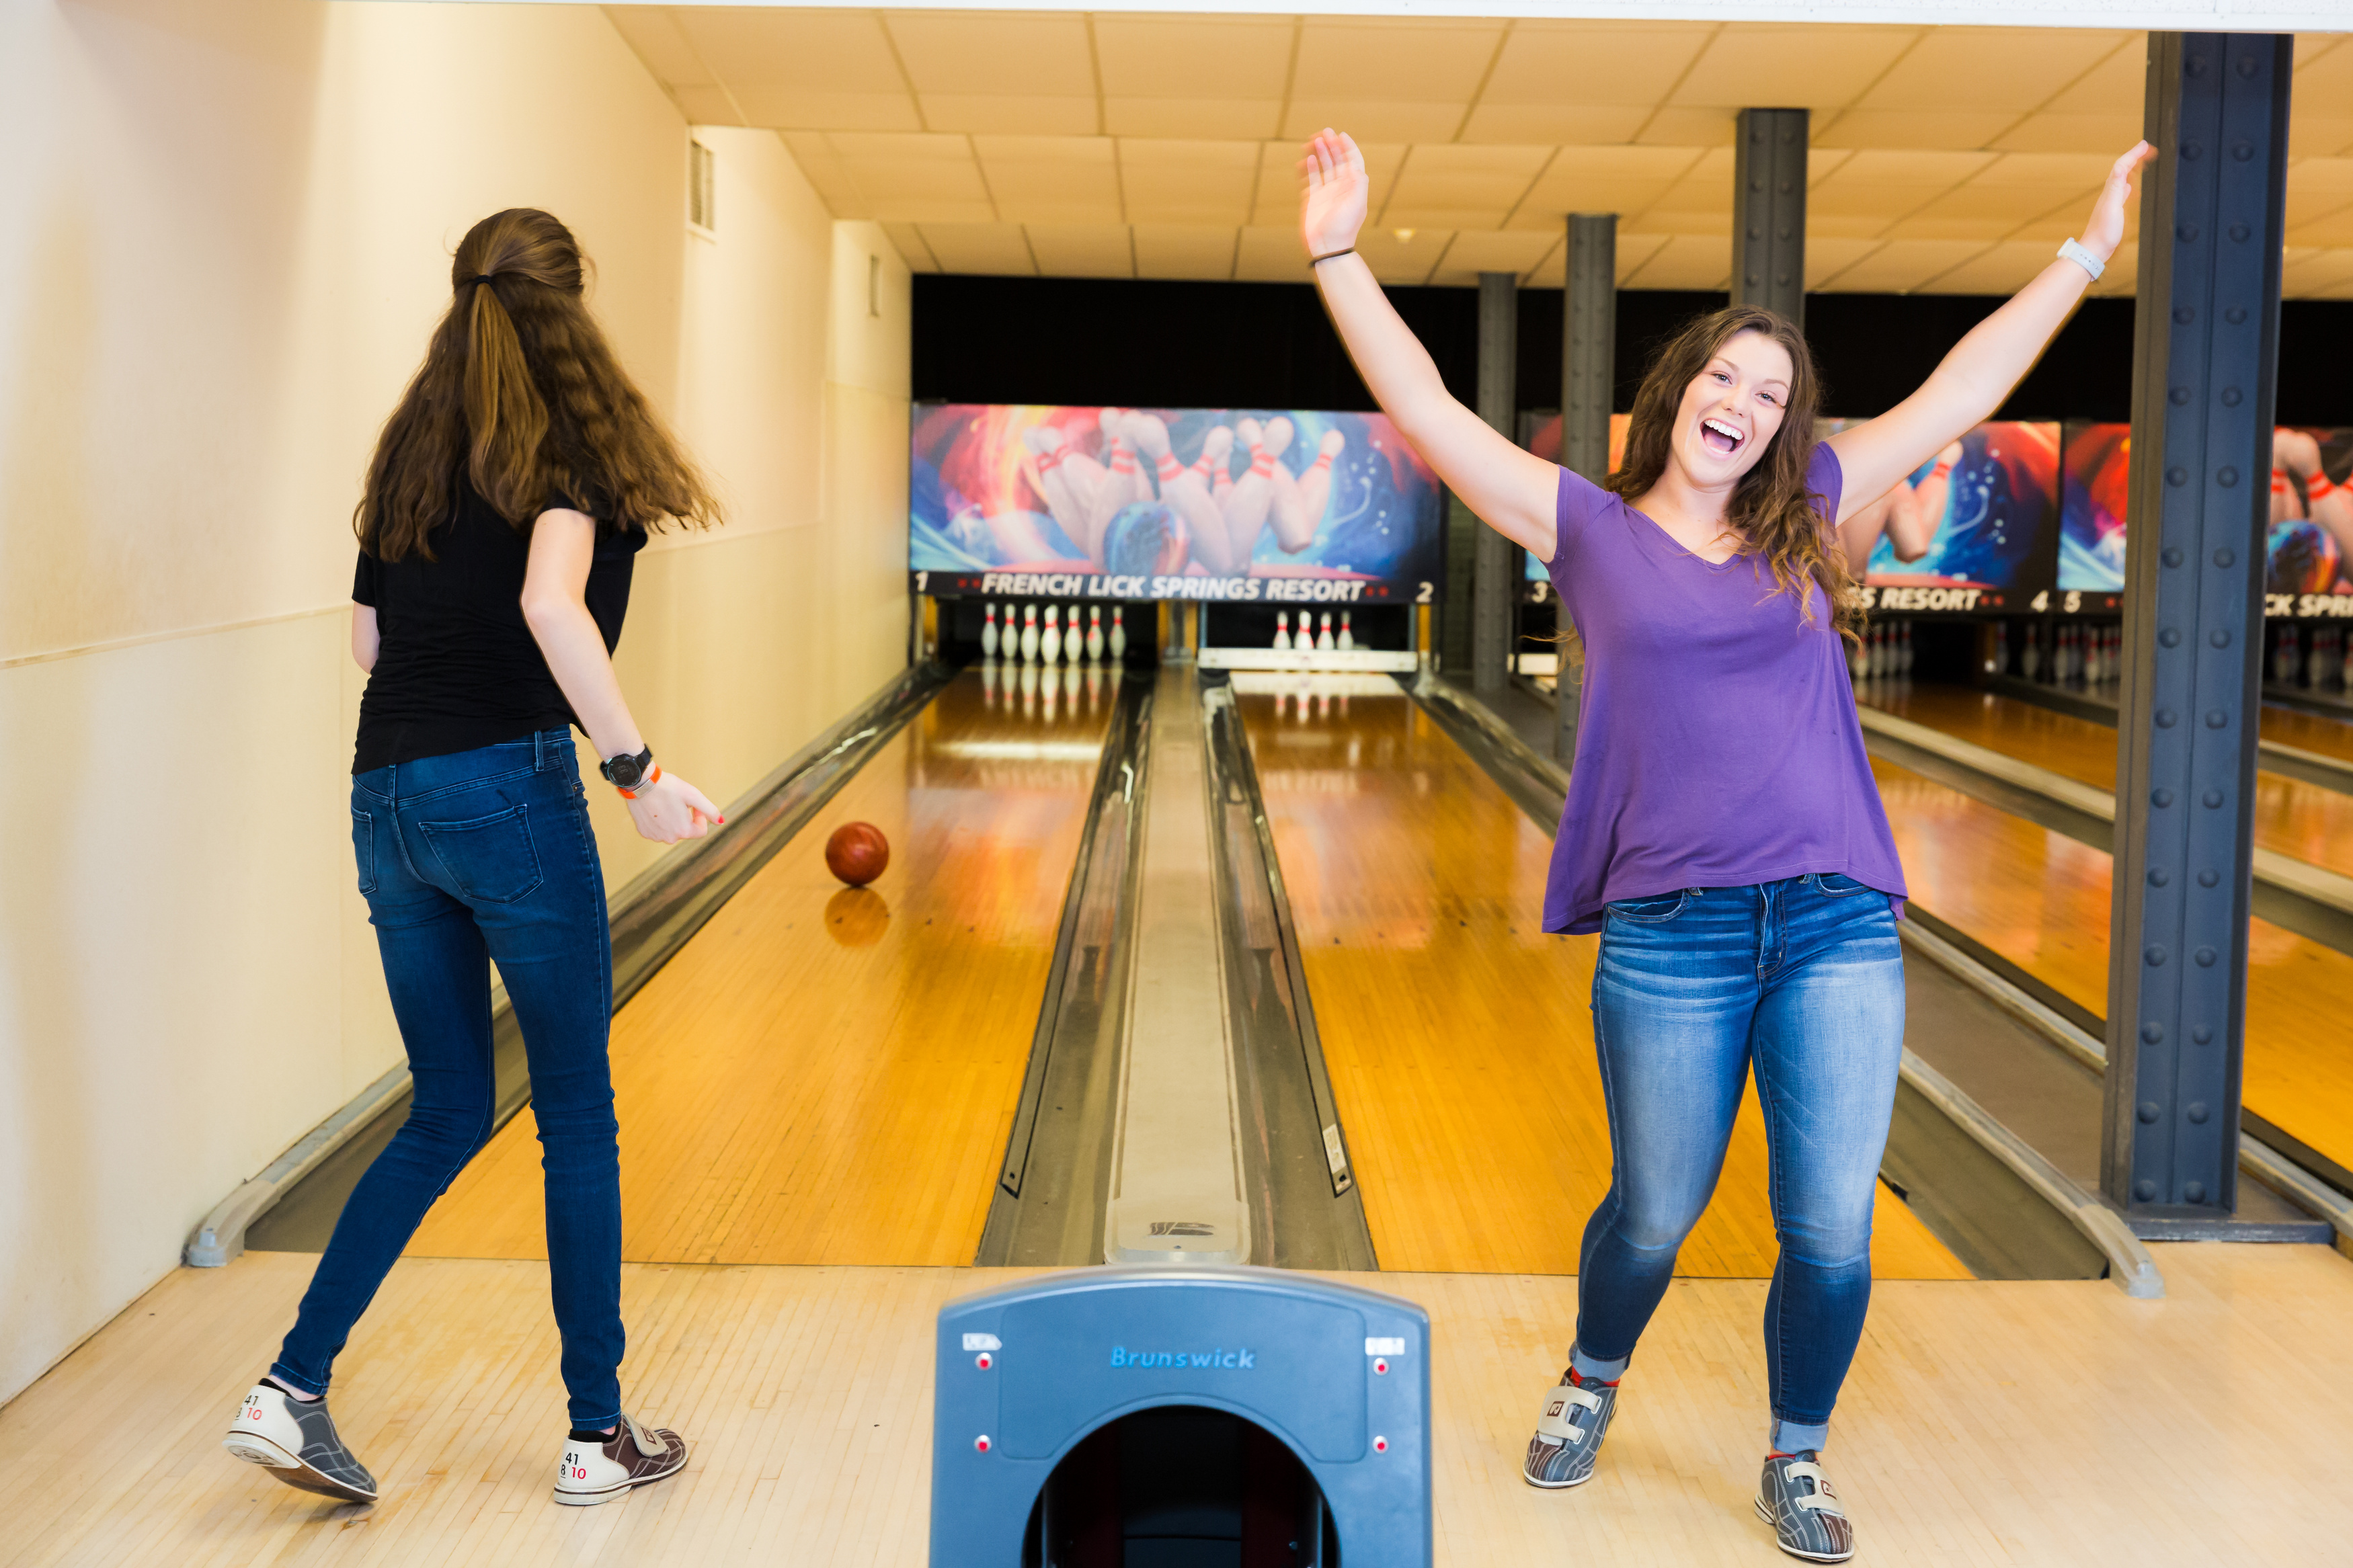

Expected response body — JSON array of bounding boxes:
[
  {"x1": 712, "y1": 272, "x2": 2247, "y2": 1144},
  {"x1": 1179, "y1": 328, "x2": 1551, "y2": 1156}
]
[{"x1": 824, "y1": 821, "x2": 890, "y2": 886}]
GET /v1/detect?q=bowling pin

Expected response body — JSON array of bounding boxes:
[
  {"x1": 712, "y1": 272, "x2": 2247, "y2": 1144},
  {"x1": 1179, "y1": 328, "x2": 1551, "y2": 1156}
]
[
  {"x1": 1084, "y1": 662, "x2": 1103, "y2": 711},
  {"x1": 1086, "y1": 604, "x2": 1105, "y2": 662},
  {"x1": 1064, "y1": 663, "x2": 1081, "y2": 707},
  {"x1": 1274, "y1": 612, "x2": 1292, "y2": 652},
  {"x1": 1224, "y1": 417, "x2": 1281, "y2": 565},
  {"x1": 1019, "y1": 604, "x2": 1040, "y2": 663},
  {"x1": 1019, "y1": 660, "x2": 1038, "y2": 718},
  {"x1": 1109, "y1": 606, "x2": 1127, "y2": 662},
  {"x1": 981, "y1": 602, "x2": 1000, "y2": 660},
  {"x1": 1338, "y1": 612, "x2": 1355, "y2": 651},
  {"x1": 1043, "y1": 604, "x2": 1062, "y2": 666},
  {"x1": 1190, "y1": 425, "x2": 1233, "y2": 492},
  {"x1": 982, "y1": 658, "x2": 1000, "y2": 710},
  {"x1": 1025, "y1": 427, "x2": 1088, "y2": 540},
  {"x1": 1848, "y1": 628, "x2": 1869, "y2": 682},
  {"x1": 1316, "y1": 612, "x2": 1335, "y2": 653},
  {"x1": 1128, "y1": 411, "x2": 1233, "y2": 575}
]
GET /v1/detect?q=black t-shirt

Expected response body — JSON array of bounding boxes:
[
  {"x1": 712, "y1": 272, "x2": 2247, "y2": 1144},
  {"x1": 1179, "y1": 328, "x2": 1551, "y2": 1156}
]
[{"x1": 352, "y1": 478, "x2": 646, "y2": 774}]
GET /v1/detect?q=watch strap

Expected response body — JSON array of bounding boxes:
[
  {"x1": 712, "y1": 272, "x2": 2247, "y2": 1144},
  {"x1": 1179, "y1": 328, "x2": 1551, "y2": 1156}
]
[
  {"x1": 2057, "y1": 237, "x2": 2104, "y2": 282},
  {"x1": 617, "y1": 761, "x2": 662, "y2": 800}
]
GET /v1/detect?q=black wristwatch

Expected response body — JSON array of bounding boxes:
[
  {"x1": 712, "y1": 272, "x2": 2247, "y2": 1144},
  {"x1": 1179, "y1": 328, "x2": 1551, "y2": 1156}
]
[{"x1": 599, "y1": 746, "x2": 655, "y2": 792}]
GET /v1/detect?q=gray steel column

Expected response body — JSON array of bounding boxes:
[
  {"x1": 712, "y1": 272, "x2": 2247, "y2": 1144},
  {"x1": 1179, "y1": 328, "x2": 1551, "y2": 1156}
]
[
  {"x1": 2102, "y1": 32, "x2": 2292, "y2": 1221},
  {"x1": 1732, "y1": 108, "x2": 1808, "y2": 327},
  {"x1": 1473, "y1": 272, "x2": 1518, "y2": 695},
  {"x1": 1556, "y1": 214, "x2": 1616, "y2": 763}
]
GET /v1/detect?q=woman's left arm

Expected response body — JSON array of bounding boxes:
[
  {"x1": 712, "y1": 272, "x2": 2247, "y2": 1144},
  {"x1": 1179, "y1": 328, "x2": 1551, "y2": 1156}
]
[{"x1": 1827, "y1": 142, "x2": 2152, "y2": 525}]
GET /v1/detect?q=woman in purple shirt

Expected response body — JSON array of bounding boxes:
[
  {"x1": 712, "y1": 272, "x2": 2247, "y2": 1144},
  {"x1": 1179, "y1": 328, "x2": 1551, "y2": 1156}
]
[{"x1": 1302, "y1": 131, "x2": 2150, "y2": 1561}]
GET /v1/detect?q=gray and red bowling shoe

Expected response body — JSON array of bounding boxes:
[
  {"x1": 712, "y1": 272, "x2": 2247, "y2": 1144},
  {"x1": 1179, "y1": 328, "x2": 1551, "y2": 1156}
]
[{"x1": 1755, "y1": 1450, "x2": 1856, "y2": 1562}]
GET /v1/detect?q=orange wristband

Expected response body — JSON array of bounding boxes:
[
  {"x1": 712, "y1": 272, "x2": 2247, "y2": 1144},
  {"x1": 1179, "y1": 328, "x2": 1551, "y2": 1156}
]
[{"x1": 618, "y1": 762, "x2": 661, "y2": 800}]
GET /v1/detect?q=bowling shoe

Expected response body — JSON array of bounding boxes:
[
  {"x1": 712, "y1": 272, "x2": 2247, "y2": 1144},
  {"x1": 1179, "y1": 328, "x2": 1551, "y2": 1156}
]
[
  {"x1": 222, "y1": 1381, "x2": 378, "y2": 1505},
  {"x1": 553, "y1": 1411, "x2": 689, "y2": 1505},
  {"x1": 1755, "y1": 1450, "x2": 1855, "y2": 1562},
  {"x1": 1521, "y1": 1367, "x2": 1618, "y2": 1488}
]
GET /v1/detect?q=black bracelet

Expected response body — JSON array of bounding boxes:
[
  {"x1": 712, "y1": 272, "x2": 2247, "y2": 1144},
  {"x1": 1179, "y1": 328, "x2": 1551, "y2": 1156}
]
[{"x1": 1310, "y1": 248, "x2": 1355, "y2": 265}]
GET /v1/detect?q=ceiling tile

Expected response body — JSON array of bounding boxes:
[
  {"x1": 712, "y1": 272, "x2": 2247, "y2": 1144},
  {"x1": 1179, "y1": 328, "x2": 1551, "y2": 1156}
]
[
  {"x1": 1671, "y1": 25, "x2": 1921, "y2": 112},
  {"x1": 675, "y1": 10, "x2": 906, "y2": 93},
  {"x1": 606, "y1": 7, "x2": 711, "y2": 88},
  {"x1": 1250, "y1": 140, "x2": 1404, "y2": 227},
  {"x1": 2282, "y1": 246, "x2": 2353, "y2": 297},
  {"x1": 1131, "y1": 224, "x2": 1237, "y2": 281},
  {"x1": 1458, "y1": 105, "x2": 1649, "y2": 146},
  {"x1": 1510, "y1": 145, "x2": 1708, "y2": 226},
  {"x1": 1636, "y1": 108, "x2": 1738, "y2": 147},
  {"x1": 1281, "y1": 101, "x2": 1470, "y2": 145},
  {"x1": 673, "y1": 86, "x2": 744, "y2": 128},
  {"x1": 1962, "y1": 152, "x2": 2120, "y2": 190},
  {"x1": 1121, "y1": 140, "x2": 1259, "y2": 226},
  {"x1": 922, "y1": 95, "x2": 1098, "y2": 136},
  {"x1": 728, "y1": 88, "x2": 920, "y2": 133},
  {"x1": 883, "y1": 13, "x2": 1094, "y2": 97},
  {"x1": 1354, "y1": 226, "x2": 1452, "y2": 286},
  {"x1": 2288, "y1": 208, "x2": 2353, "y2": 247},
  {"x1": 1612, "y1": 232, "x2": 1673, "y2": 287},
  {"x1": 916, "y1": 223, "x2": 1038, "y2": 276},
  {"x1": 779, "y1": 130, "x2": 869, "y2": 217},
  {"x1": 1382, "y1": 144, "x2": 1550, "y2": 227},
  {"x1": 1989, "y1": 115, "x2": 2143, "y2": 155},
  {"x1": 1856, "y1": 30, "x2": 2130, "y2": 115},
  {"x1": 1291, "y1": 19, "x2": 1506, "y2": 102},
  {"x1": 1804, "y1": 237, "x2": 1882, "y2": 288},
  {"x1": 1234, "y1": 226, "x2": 1315, "y2": 284},
  {"x1": 1093, "y1": 16, "x2": 1294, "y2": 99},
  {"x1": 976, "y1": 137, "x2": 1121, "y2": 225},
  {"x1": 1105, "y1": 99, "x2": 1281, "y2": 140},
  {"x1": 1812, "y1": 112, "x2": 2019, "y2": 152},
  {"x1": 1025, "y1": 224, "x2": 1135, "y2": 279},
  {"x1": 2038, "y1": 36, "x2": 2144, "y2": 115},
  {"x1": 1815, "y1": 238, "x2": 1989, "y2": 292},
  {"x1": 1479, "y1": 22, "x2": 1714, "y2": 107},
  {"x1": 1426, "y1": 229, "x2": 1558, "y2": 286},
  {"x1": 1810, "y1": 215, "x2": 1895, "y2": 241},
  {"x1": 1624, "y1": 233, "x2": 1729, "y2": 290},
  {"x1": 879, "y1": 221, "x2": 937, "y2": 271},
  {"x1": 2086, "y1": 240, "x2": 2137, "y2": 296},
  {"x1": 830, "y1": 134, "x2": 993, "y2": 220},
  {"x1": 1879, "y1": 214, "x2": 2018, "y2": 243},
  {"x1": 2287, "y1": 159, "x2": 2353, "y2": 226},
  {"x1": 1919, "y1": 240, "x2": 2067, "y2": 296}
]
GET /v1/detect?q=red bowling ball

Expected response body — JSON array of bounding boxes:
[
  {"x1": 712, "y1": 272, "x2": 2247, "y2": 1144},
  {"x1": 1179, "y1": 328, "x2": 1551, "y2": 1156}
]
[{"x1": 824, "y1": 821, "x2": 890, "y2": 887}]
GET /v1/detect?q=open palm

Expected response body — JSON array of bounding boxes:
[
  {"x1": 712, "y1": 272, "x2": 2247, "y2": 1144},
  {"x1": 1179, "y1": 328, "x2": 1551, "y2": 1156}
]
[
  {"x1": 2081, "y1": 140, "x2": 2155, "y2": 261},
  {"x1": 1300, "y1": 130, "x2": 1369, "y2": 259}
]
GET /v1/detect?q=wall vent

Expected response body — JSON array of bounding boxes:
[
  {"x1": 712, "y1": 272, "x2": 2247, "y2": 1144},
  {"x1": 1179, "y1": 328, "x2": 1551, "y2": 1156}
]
[{"x1": 688, "y1": 142, "x2": 715, "y2": 233}]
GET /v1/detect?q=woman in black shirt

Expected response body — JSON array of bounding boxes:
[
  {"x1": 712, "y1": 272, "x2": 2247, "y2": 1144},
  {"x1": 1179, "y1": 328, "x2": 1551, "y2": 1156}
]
[{"x1": 222, "y1": 209, "x2": 721, "y2": 1508}]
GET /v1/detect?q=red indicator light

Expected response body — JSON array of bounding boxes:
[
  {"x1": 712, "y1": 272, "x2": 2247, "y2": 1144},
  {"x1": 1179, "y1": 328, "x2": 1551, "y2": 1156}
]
[
  {"x1": 1373, "y1": 1436, "x2": 1388, "y2": 1454},
  {"x1": 975, "y1": 1435, "x2": 992, "y2": 1453},
  {"x1": 976, "y1": 1353, "x2": 993, "y2": 1370},
  {"x1": 1373, "y1": 1358, "x2": 1389, "y2": 1375}
]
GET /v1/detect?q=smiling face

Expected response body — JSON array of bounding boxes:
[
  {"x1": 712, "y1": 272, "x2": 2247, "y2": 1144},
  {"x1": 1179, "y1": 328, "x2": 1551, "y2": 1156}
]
[{"x1": 1667, "y1": 328, "x2": 1794, "y2": 490}]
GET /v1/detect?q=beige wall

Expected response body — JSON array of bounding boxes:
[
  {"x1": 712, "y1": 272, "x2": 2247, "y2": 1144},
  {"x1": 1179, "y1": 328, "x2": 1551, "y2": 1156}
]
[{"x1": 0, "y1": 1, "x2": 910, "y2": 1406}]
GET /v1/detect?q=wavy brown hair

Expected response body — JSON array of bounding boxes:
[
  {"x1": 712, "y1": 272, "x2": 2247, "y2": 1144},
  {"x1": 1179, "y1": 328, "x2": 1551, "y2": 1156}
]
[
  {"x1": 356, "y1": 208, "x2": 719, "y2": 562},
  {"x1": 1606, "y1": 304, "x2": 1859, "y2": 646}
]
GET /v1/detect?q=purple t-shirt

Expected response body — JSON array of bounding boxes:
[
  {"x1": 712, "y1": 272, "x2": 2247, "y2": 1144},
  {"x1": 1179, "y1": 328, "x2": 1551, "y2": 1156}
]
[{"x1": 1541, "y1": 442, "x2": 1907, "y2": 935}]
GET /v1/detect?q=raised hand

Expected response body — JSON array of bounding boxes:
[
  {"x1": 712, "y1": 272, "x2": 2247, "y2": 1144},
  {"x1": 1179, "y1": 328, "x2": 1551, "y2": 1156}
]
[
  {"x1": 1299, "y1": 129, "x2": 1369, "y2": 260},
  {"x1": 2080, "y1": 141, "x2": 2155, "y2": 263}
]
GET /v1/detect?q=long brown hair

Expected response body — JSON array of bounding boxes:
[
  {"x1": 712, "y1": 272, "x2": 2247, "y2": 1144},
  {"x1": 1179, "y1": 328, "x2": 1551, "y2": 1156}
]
[
  {"x1": 1607, "y1": 304, "x2": 1858, "y2": 645},
  {"x1": 356, "y1": 208, "x2": 719, "y2": 562}
]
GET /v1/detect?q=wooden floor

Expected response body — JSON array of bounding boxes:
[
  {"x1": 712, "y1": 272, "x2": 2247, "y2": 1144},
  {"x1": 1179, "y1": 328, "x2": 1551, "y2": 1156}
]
[
  {"x1": 9, "y1": 1243, "x2": 2351, "y2": 1565},
  {"x1": 401, "y1": 669, "x2": 1113, "y2": 1268},
  {"x1": 1873, "y1": 756, "x2": 2353, "y2": 1182},
  {"x1": 2261, "y1": 700, "x2": 2353, "y2": 765},
  {"x1": 1240, "y1": 686, "x2": 1968, "y2": 1281},
  {"x1": 1861, "y1": 682, "x2": 2353, "y2": 881}
]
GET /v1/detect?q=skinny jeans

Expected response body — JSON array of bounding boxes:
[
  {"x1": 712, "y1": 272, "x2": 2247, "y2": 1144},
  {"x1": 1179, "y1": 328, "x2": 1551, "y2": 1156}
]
[
  {"x1": 273, "y1": 731, "x2": 623, "y2": 1428},
  {"x1": 1572, "y1": 874, "x2": 1906, "y2": 1453}
]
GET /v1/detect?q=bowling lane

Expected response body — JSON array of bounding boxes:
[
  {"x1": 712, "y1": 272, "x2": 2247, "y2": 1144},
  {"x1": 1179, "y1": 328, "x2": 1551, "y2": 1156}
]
[
  {"x1": 2264, "y1": 701, "x2": 2353, "y2": 767},
  {"x1": 1873, "y1": 756, "x2": 2353, "y2": 1184},
  {"x1": 1239, "y1": 680, "x2": 1968, "y2": 1280},
  {"x1": 1861, "y1": 682, "x2": 2353, "y2": 882},
  {"x1": 405, "y1": 665, "x2": 1117, "y2": 1266}
]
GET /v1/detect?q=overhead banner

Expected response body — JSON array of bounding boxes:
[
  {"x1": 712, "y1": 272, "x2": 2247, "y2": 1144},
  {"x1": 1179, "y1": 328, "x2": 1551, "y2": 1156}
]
[
  {"x1": 910, "y1": 403, "x2": 1445, "y2": 607},
  {"x1": 2063, "y1": 422, "x2": 2353, "y2": 618},
  {"x1": 1521, "y1": 413, "x2": 2059, "y2": 614}
]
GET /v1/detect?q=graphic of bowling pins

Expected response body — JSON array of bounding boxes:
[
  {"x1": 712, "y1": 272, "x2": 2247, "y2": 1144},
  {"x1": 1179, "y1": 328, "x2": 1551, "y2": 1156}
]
[
  {"x1": 1043, "y1": 605, "x2": 1062, "y2": 666},
  {"x1": 1283, "y1": 430, "x2": 1347, "y2": 552},
  {"x1": 1274, "y1": 612, "x2": 1292, "y2": 652},
  {"x1": 1338, "y1": 612, "x2": 1355, "y2": 651},
  {"x1": 1109, "y1": 606, "x2": 1127, "y2": 662},
  {"x1": 1086, "y1": 605, "x2": 1105, "y2": 661},
  {"x1": 1224, "y1": 417, "x2": 1281, "y2": 565},
  {"x1": 1316, "y1": 612, "x2": 1335, "y2": 652},
  {"x1": 1127, "y1": 411, "x2": 1232, "y2": 574},
  {"x1": 1019, "y1": 604, "x2": 1040, "y2": 663},
  {"x1": 981, "y1": 602, "x2": 1000, "y2": 659}
]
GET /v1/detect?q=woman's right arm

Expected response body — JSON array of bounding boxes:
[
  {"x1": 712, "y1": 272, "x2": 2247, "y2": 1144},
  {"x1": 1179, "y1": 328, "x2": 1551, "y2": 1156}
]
[
  {"x1": 1302, "y1": 131, "x2": 1561, "y2": 563},
  {"x1": 352, "y1": 604, "x2": 378, "y2": 673}
]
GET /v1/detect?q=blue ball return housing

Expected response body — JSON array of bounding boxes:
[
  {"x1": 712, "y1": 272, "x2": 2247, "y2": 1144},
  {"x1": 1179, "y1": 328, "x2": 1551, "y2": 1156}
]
[{"x1": 932, "y1": 1266, "x2": 1431, "y2": 1566}]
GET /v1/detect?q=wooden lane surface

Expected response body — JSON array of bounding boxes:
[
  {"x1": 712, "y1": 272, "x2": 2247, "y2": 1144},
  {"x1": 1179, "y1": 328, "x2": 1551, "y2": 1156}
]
[
  {"x1": 403, "y1": 666, "x2": 1115, "y2": 1267},
  {"x1": 1240, "y1": 686, "x2": 1968, "y2": 1280},
  {"x1": 2262, "y1": 700, "x2": 2353, "y2": 766},
  {"x1": 1872, "y1": 756, "x2": 2353, "y2": 1182},
  {"x1": 14, "y1": 1245, "x2": 2353, "y2": 1565},
  {"x1": 1861, "y1": 682, "x2": 2353, "y2": 881}
]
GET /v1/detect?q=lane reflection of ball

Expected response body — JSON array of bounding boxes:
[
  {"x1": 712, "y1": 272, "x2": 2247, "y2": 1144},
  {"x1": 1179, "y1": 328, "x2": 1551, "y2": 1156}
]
[
  {"x1": 825, "y1": 821, "x2": 890, "y2": 887},
  {"x1": 825, "y1": 887, "x2": 889, "y2": 947}
]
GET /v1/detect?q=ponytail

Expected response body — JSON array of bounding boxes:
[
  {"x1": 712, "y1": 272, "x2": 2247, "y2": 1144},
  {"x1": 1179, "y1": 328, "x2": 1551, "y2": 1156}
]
[{"x1": 463, "y1": 278, "x2": 552, "y2": 528}]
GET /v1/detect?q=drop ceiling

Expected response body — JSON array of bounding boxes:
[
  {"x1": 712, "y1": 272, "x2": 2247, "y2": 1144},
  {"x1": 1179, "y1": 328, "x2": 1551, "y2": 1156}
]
[{"x1": 607, "y1": 9, "x2": 2353, "y2": 298}]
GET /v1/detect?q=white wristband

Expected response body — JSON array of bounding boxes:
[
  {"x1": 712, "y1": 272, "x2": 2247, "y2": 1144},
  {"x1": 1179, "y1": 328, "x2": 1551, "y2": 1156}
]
[{"x1": 2057, "y1": 237, "x2": 2104, "y2": 282}]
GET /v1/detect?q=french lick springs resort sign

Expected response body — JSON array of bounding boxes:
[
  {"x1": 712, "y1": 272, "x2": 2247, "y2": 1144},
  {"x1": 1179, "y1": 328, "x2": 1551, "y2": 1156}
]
[{"x1": 910, "y1": 403, "x2": 1447, "y2": 606}]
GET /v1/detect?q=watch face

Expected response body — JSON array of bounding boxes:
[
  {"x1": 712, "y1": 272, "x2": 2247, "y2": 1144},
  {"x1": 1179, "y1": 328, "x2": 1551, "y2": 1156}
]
[{"x1": 606, "y1": 753, "x2": 647, "y2": 788}]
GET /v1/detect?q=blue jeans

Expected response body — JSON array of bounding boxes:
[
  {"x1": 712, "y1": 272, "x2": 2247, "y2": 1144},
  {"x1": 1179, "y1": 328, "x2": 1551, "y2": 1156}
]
[
  {"x1": 1572, "y1": 874, "x2": 1905, "y2": 1453},
  {"x1": 274, "y1": 731, "x2": 624, "y2": 1428}
]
